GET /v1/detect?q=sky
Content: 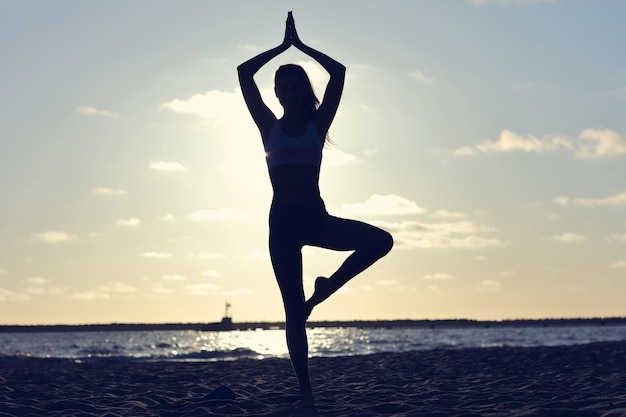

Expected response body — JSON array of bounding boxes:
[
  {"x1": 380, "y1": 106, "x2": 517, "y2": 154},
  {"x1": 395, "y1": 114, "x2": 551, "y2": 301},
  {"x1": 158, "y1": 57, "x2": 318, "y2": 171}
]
[{"x1": 1, "y1": 0, "x2": 625, "y2": 325}]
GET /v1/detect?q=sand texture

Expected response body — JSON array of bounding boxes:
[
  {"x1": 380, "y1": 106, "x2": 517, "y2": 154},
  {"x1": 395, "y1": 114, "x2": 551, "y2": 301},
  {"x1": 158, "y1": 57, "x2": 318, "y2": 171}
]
[{"x1": 1, "y1": 341, "x2": 625, "y2": 416}]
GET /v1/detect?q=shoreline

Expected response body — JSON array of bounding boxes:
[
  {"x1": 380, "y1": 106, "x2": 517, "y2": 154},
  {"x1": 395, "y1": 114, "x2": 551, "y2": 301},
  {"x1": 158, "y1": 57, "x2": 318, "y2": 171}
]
[
  {"x1": 2, "y1": 340, "x2": 625, "y2": 416},
  {"x1": 1, "y1": 316, "x2": 626, "y2": 333}
]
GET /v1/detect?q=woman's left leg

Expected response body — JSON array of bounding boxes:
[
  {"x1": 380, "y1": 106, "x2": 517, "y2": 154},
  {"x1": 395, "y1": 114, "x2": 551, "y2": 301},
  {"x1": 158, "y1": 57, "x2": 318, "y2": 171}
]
[{"x1": 305, "y1": 215, "x2": 393, "y2": 315}]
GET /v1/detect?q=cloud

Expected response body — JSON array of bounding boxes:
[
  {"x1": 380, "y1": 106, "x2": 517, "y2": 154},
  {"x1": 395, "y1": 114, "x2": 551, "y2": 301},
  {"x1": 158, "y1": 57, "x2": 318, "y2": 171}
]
[
  {"x1": 457, "y1": 129, "x2": 626, "y2": 159},
  {"x1": 429, "y1": 210, "x2": 465, "y2": 219},
  {"x1": 575, "y1": 130, "x2": 626, "y2": 159},
  {"x1": 553, "y1": 233, "x2": 587, "y2": 243},
  {"x1": 456, "y1": 130, "x2": 571, "y2": 156},
  {"x1": 161, "y1": 88, "x2": 245, "y2": 122},
  {"x1": 116, "y1": 217, "x2": 141, "y2": 227},
  {"x1": 423, "y1": 273, "x2": 454, "y2": 280},
  {"x1": 0, "y1": 267, "x2": 7, "y2": 275},
  {"x1": 185, "y1": 283, "x2": 220, "y2": 296},
  {"x1": 34, "y1": 231, "x2": 78, "y2": 244},
  {"x1": 75, "y1": 106, "x2": 119, "y2": 118},
  {"x1": 142, "y1": 252, "x2": 173, "y2": 259},
  {"x1": 70, "y1": 291, "x2": 111, "y2": 300},
  {"x1": 26, "y1": 276, "x2": 49, "y2": 285},
  {"x1": 246, "y1": 248, "x2": 270, "y2": 262},
  {"x1": 378, "y1": 220, "x2": 508, "y2": 249},
  {"x1": 162, "y1": 274, "x2": 185, "y2": 281},
  {"x1": 192, "y1": 253, "x2": 226, "y2": 260},
  {"x1": 160, "y1": 214, "x2": 176, "y2": 222},
  {"x1": 0, "y1": 288, "x2": 30, "y2": 302},
  {"x1": 200, "y1": 269, "x2": 221, "y2": 277},
  {"x1": 554, "y1": 190, "x2": 626, "y2": 208},
  {"x1": 610, "y1": 260, "x2": 626, "y2": 269},
  {"x1": 478, "y1": 280, "x2": 501, "y2": 291},
  {"x1": 378, "y1": 280, "x2": 399, "y2": 286},
  {"x1": 188, "y1": 207, "x2": 257, "y2": 223},
  {"x1": 99, "y1": 282, "x2": 138, "y2": 293},
  {"x1": 91, "y1": 187, "x2": 128, "y2": 196},
  {"x1": 149, "y1": 161, "x2": 187, "y2": 172},
  {"x1": 324, "y1": 148, "x2": 361, "y2": 167},
  {"x1": 335, "y1": 194, "x2": 426, "y2": 218},
  {"x1": 222, "y1": 288, "x2": 254, "y2": 296},
  {"x1": 608, "y1": 234, "x2": 626, "y2": 242},
  {"x1": 409, "y1": 70, "x2": 436, "y2": 85}
]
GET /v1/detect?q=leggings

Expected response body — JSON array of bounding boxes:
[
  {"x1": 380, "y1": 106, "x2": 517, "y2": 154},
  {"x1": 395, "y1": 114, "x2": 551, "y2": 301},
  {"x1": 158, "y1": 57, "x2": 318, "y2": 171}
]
[{"x1": 268, "y1": 196, "x2": 393, "y2": 317}]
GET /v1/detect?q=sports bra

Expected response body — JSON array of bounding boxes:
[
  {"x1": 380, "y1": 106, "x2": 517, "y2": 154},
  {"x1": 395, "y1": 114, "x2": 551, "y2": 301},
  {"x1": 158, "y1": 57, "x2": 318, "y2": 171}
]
[{"x1": 264, "y1": 121, "x2": 323, "y2": 169}]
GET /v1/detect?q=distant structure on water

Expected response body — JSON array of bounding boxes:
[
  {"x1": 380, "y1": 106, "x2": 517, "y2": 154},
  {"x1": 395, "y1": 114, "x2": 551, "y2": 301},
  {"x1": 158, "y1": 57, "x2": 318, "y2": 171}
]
[{"x1": 203, "y1": 302, "x2": 234, "y2": 331}]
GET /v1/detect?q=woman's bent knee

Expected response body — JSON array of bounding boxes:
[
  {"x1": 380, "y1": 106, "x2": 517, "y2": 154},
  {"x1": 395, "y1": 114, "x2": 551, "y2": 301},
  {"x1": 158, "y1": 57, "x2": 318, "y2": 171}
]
[{"x1": 378, "y1": 229, "x2": 394, "y2": 257}]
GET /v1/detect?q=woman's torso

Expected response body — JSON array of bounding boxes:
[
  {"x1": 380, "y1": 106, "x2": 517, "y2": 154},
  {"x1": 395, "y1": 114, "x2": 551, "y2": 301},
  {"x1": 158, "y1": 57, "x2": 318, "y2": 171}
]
[{"x1": 264, "y1": 119, "x2": 324, "y2": 205}]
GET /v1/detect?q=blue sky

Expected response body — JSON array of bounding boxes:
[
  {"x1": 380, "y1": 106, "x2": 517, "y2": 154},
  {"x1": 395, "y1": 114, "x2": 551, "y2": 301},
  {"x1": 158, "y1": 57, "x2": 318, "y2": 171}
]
[{"x1": 1, "y1": 0, "x2": 625, "y2": 325}]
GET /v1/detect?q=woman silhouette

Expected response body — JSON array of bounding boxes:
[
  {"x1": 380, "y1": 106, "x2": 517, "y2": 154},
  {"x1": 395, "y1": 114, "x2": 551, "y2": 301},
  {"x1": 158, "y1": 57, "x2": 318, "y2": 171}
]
[{"x1": 237, "y1": 12, "x2": 393, "y2": 398}]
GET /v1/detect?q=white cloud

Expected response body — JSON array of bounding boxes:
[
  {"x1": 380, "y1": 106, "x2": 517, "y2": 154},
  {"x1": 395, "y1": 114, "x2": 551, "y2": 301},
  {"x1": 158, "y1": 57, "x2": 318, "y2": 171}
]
[
  {"x1": 555, "y1": 190, "x2": 626, "y2": 208},
  {"x1": 200, "y1": 269, "x2": 221, "y2": 277},
  {"x1": 457, "y1": 130, "x2": 572, "y2": 156},
  {"x1": 378, "y1": 279, "x2": 399, "y2": 286},
  {"x1": 457, "y1": 129, "x2": 626, "y2": 159},
  {"x1": 478, "y1": 280, "x2": 501, "y2": 291},
  {"x1": 409, "y1": 70, "x2": 436, "y2": 85},
  {"x1": 335, "y1": 194, "x2": 426, "y2": 218},
  {"x1": 185, "y1": 283, "x2": 220, "y2": 296},
  {"x1": 91, "y1": 187, "x2": 128, "y2": 196},
  {"x1": 70, "y1": 291, "x2": 111, "y2": 300},
  {"x1": 116, "y1": 217, "x2": 141, "y2": 227},
  {"x1": 222, "y1": 288, "x2": 254, "y2": 296},
  {"x1": 34, "y1": 231, "x2": 78, "y2": 244},
  {"x1": 608, "y1": 234, "x2": 626, "y2": 242},
  {"x1": 192, "y1": 253, "x2": 226, "y2": 260},
  {"x1": 188, "y1": 207, "x2": 257, "y2": 223},
  {"x1": 153, "y1": 286, "x2": 174, "y2": 295},
  {"x1": 553, "y1": 233, "x2": 587, "y2": 243},
  {"x1": 99, "y1": 282, "x2": 138, "y2": 293},
  {"x1": 610, "y1": 260, "x2": 626, "y2": 269},
  {"x1": 142, "y1": 252, "x2": 173, "y2": 259},
  {"x1": 161, "y1": 214, "x2": 176, "y2": 222},
  {"x1": 324, "y1": 147, "x2": 361, "y2": 167},
  {"x1": 575, "y1": 129, "x2": 626, "y2": 159},
  {"x1": 429, "y1": 210, "x2": 465, "y2": 219},
  {"x1": 162, "y1": 274, "x2": 185, "y2": 281},
  {"x1": 0, "y1": 268, "x2": 7, "y2": 275},
  {"x1": 161, "y1": 88, "x2": 245, "y2": 122},
  {"x1": 552, "y1": 197, "x2": 569, "y2": 206},
  {"x1": 573, "y1": 190, "x2": 626, "y2": 208},
  {"x1": 149, "y1": 161, "x2": 187, "y2": 172},
  {"x1": 246, "y1": 248, "x2": 270, "y2": 262},
  {"x1": 75, "y1": 106, "x2": 119, "y2": 118},
  {"x1": 0, "y1": 288, "x2": 30, "y2": 302},
  {"x1": 26, "y1": 276, "x2": 49, "y2": 285},
  {"x1": 423, "y1": 273, "x2": 454, "y2": 280},
  {"x1": 357, "y1": 103, "x2": 377, "y2": 114},
  {"x1": 378, "y1": 220, "x2": 508, "y2": 249}
]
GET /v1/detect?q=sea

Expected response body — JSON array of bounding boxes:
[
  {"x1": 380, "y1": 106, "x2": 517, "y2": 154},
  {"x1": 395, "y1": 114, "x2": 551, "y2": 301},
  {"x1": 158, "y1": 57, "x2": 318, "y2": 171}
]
[{"x1": 2, "y1": 321, "x2": 626, "y2": 363}]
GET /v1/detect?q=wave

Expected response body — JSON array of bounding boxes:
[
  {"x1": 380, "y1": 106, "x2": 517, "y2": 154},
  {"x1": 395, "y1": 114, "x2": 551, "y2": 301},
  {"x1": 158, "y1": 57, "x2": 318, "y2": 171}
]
[{"x1": 0, "y1": 347, "x2": 263, "y2": 364}]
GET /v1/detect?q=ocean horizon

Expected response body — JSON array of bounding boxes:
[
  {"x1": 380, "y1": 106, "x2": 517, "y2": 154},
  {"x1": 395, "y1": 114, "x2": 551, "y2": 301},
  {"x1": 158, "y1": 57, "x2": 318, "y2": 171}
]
[{"x1": 2, "y1": 318, "x2": 626, "y2": 364}]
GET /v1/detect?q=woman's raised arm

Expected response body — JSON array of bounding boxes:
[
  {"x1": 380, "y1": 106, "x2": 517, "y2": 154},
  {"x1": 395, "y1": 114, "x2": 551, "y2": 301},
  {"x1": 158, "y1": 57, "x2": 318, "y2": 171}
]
[
  {"x1": 237, "y1": 14, "x2": 292, "y2": 138},
  {"x1": 289, "y1": 15, "x2": 346, "y2": 136}
]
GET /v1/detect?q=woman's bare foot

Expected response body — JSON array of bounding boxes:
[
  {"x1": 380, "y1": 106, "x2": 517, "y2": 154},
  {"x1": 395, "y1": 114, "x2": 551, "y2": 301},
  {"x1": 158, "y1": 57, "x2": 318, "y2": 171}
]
[{"x1": 305, "y1": 277, "x2": 335, "y2": 319}]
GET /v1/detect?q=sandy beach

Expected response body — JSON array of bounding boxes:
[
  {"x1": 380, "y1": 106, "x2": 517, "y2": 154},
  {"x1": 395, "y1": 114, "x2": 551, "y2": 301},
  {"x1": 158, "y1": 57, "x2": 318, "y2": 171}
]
[{"x1": 2, "y1": 340, "x2": 625, "y2": 416}]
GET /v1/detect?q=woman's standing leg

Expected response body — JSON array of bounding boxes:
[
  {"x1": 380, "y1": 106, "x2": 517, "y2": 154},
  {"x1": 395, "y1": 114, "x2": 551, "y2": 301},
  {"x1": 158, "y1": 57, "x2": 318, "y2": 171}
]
[
  {"x1": 305, "y1": 216, "x2": 393, "y2": 315},
  {"x1": 269, "y1": 235, "x2": 312, "y2": 397}
]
